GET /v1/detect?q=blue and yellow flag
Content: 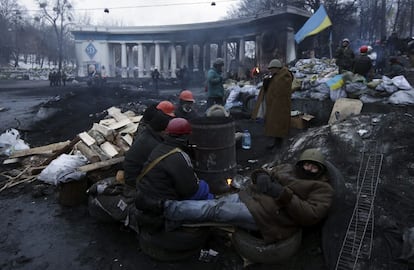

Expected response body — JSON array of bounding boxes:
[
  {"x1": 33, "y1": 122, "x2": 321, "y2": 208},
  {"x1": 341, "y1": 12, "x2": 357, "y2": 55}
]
[
  {"x1": 295, "y1": 5, "x2": 332, "y2": 44},
  {"x1": 326, "y1": 74, "x2": 344, "y2": 90}
]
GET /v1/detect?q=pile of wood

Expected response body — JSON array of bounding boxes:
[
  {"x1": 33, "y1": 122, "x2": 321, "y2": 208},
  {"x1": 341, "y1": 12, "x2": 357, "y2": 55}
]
[{"x1": 1, "y1": 106, "x2": 141, "y2": 192}]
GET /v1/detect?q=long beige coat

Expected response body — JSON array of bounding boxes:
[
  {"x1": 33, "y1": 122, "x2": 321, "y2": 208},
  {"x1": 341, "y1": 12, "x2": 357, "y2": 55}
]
[{"x1": 252, "y1": 67, "x2": 293, "y2": 138}]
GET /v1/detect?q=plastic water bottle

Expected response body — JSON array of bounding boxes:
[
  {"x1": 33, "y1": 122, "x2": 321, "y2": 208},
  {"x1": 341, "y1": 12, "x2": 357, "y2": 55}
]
[{"x1": 242, "y1": 129, "x2": 251, "y2": 150}]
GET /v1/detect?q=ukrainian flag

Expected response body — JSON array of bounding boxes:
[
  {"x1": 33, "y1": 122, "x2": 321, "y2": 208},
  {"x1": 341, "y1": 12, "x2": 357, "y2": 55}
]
[
  {"x1": 295, "y1": 5, "x2": 332, "y2": 44},
  {"x1": 326, "y1": 74, "x2": 344, "y2": 90}
]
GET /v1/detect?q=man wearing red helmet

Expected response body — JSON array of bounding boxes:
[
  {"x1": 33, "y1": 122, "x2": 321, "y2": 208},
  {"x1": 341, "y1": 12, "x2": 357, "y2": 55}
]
[
  {"x1": 353, "y1": 45, "x2": 373, "y2": 80},
  {"x1": 174, "y1": 90, "x2": 199, "y2": 120},
  {"x1": 135, "y1": 118, "x2": 213, "y2": 229}
]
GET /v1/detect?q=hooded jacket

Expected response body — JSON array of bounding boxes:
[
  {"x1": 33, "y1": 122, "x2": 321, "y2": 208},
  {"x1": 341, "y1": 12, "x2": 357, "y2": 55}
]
[
  {"x1": 239, "y1": 163, "x2": 334, "y2": 244},
  {"x1": 207, "y1": 67, "x2": 225, "y2": 98}
]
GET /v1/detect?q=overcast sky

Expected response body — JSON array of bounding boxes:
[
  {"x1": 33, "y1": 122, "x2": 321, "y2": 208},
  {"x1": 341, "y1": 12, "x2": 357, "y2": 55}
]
[{"x1": 19, "y1": 0, "x2": 239, "y2": 26}]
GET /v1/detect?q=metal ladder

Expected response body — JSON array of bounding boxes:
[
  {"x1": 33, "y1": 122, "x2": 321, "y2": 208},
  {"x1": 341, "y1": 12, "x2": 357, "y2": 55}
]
[{"x1": 335, "y1": 141, "x2": 383, "y2": 270}]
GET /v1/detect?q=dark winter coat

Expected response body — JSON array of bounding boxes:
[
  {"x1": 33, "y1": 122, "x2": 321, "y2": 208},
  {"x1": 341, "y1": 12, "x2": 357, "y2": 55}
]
[
  {"x1": 174, "y1": 106, "x2": 199, "y2": 120},
  {"x1": 335, "y1": 46, "x2": 355, "y2": 73},
  {"x1": 353, "y1": 54, "x2": 373, "y2": 77},
  {"x1": 239, "y1": 163, "x2": 334, "y2": 244},
  {"x1": 136, "y1": 137, "x2": 199, "y2": 202},
  {"x1": 123, "y1": 127, "x2": 164, "y2": 187},
  {"x1": 252, "y1": 67, "x2": 293, "y2": 138}
]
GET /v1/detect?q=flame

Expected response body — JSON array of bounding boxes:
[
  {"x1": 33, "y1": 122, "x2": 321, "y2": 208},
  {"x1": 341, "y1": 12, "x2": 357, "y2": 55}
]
[
  {"x1": 227, "y1": 178, "x2": 232, "y2": 186},
  {"x1": 255, "y1": 67, "x2": 260, "y2": 73}
]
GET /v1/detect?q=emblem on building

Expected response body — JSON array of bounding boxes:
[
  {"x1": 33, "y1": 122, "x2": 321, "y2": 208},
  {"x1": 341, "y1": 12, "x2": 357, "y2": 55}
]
[{"x1": 85, "y1": 43, "x2": 97, "y2": 59}]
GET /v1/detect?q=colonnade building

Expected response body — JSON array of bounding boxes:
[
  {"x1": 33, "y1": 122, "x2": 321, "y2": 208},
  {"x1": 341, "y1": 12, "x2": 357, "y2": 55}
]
[{"x1": 71, "y1": 6, "x2": 310, "y2": 79}]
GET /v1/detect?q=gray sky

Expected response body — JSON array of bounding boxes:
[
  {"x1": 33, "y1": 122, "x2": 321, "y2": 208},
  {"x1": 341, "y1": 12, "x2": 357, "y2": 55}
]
[{"x1": 19, "y1": 0, "x2": 239, "y2": 26}]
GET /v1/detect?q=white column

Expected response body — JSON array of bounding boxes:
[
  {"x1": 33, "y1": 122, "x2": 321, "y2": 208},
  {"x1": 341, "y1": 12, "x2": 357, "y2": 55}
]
[
  {"x1": 162, "y1": 45, "x2": 169, "y2": 77},
  {"x1": 222, "y1": 41, "x2": 227, "y2": 73},
  {"x1": 137, "y1": 43, "x2": 144, "y2": 78},
  {"x1": 99, "y1": 41, "x2": 110, "y2": 77},
  {"x1": 155, "y1": 42, "x2": 161, "y2": 70},
  {"x1": 75, "y1": 41, "x2": 84, "y2": 77},
  {"x1": 128, "y1": 45, "x2": 134, "y2": 77},
  {"x1": 286, "y1": 27, "x2": 296, "y2": 63},
  {"x1": 238, "y1": 38, "x2": 245, "y2": 79},
  {"x1": 121, "y1": 42, "x2": 127, "y2": 78},
  {"x1": 170, "y1": 44, "x2": 177, "y2": 78}
]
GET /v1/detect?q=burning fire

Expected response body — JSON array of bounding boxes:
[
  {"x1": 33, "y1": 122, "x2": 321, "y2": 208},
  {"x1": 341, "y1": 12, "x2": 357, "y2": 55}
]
[
  {"x1": 227, "y1": 178, "x2": 232, "y2": 186},
  {"x1": 254, "y1": 67, "x2": 260, "y2": 74}
]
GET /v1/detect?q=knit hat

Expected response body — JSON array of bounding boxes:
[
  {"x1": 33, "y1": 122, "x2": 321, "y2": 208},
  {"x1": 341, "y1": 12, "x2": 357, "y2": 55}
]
[
  {"x1": 148, "y1": 110, "x2": 171, "y2": 132},
  {"x1": 142, "y1": 104, "x2": 158, "y2": 124}
]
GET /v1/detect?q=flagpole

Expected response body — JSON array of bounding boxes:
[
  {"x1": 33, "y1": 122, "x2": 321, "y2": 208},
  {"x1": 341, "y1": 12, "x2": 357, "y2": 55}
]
[{"x1": 329, "y1": 30, "x2": 333, "y2": 59}]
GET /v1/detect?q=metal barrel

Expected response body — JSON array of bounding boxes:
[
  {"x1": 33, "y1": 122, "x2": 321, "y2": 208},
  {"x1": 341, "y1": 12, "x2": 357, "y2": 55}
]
[{"x1": 190, "y1": 116, "x2": 236, "y2": 195}]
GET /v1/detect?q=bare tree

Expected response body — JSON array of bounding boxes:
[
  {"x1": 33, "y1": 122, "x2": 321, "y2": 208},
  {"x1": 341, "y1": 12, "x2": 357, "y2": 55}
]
[{"x1": 35, "y1": 0, "x2": 74, "y2": 71}]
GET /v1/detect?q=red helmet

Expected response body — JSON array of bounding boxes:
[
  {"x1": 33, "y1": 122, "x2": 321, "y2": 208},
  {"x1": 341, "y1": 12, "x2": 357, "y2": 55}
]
[
  {"x1": 179, "y1": 90, "x2": 195, "y2": 102},
  {"x1": 360, "y1": 45, "x2": 369, "y2": 53},
  {"x1": 166, "y1": 118, "x2": 192, "y2": 135},
  {"x1": 156, "y1": 101, "x2": 175, "y2": 117}
]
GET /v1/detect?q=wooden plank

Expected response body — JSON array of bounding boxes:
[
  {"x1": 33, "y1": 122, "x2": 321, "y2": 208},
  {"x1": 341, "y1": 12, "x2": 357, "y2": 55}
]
[
  {"x1": 129, "y1": 115, "x2": 143, "y2": 123},
  {"x1": 107, "y1": 118, "x2": 132, "y2": 130},
  {"x1": 99, "y1": 118, "x2": 117, "y2": 126},
  {"x1": 107, "y1": 107, "x2": 128, "y2": 121},
  {"x1": 78, "y1": 157, "x2": 125, "y2": 172},
  {"x1": 40, "y1": 137, "x2": 81, "y2": 166},
  {"x1": 92, "y1": 123, "x2": 115, "y2": 141},
  {"x1": 10, "y1": 140, "x2": 71, "y2": 158},
  {"x1": 78, "y1": 132, "x2": 96, "y2": 146},
  {"x1": 2, "y1": 158, "x2": 20, "y2": 165},
  {"x1": 123, "y1": 110, "x2": 136, "y2": 118},
  {"x1": 328, "y1": 98, "x2": 363, "y2": 125},
  {"x1": 100, "y1": 142, "x2": 119, "y2": 158},
  {"x1": 118, "y1": 123, "x2": 138, "y2": 135},
  {"x1": 87, "y1": 130, "x2": 106, "y2": 145},
  {"x1": 28, "y1": 166, "x2": 47, "y2": 175},
  {"x1": 90, "y1": 144, "x2": 110, "y2": 161},
  {"x1": 75, "y1": 141, "x2": 100, "y2": 163},
  {"x1": 121, "y1": 134, "x2": 133, "y2": 146}
]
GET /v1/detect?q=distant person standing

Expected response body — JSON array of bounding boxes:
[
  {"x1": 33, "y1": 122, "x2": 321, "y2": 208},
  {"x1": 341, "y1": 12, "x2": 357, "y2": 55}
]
[
  {"x1": 206, "y1": 58, "x2": 225, "y2": 109},
  {"x1": 252, "y1": 59, "x2": 293, "y2": 149},
  {"x1": 335, "y1": 38, "x2": 355, "y2": 74},
  {"x1": 61, "y1": 71, "x2": 67, "y2": 86},
  {"x1": 151, "y1": 68, "x2": 160, "y2": 94}
]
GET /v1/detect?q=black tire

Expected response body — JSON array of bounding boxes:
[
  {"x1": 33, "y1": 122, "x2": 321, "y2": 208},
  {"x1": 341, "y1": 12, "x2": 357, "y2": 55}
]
[
  {"x1": 231, "y1": 229, "x2": 302, "y2": 264},
  {"x1": 322, "y1": 161, "x2": 350, "y2": 270},
  {"x1": 139, "y1": 228, "x2": 208, "y2": 262}
]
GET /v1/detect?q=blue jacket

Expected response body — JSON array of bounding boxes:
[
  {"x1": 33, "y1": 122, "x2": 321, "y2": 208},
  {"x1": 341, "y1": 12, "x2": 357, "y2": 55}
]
[{"x1": 207, "y1": 67, "x2": 224, "y2": 98}]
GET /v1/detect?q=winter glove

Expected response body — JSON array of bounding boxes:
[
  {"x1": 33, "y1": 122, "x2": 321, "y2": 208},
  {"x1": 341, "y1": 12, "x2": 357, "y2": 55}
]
[
  {"x1": 256, "y1": 173, "x2": 272, "y2": 193},
  {"x1": 256, "y1": 173, "x2": 284, "y2": 198},
  {"x1": 266, "y1": 181, "x2": 284, "y2": 198}
]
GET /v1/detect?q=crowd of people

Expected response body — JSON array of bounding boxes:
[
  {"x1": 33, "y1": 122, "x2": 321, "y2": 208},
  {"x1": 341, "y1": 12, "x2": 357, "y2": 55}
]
[
  {"x1": 335, "y1": 36, "x2": 410, "y2": 81},
  {"x1": 48, "y1": 70, "x2": 67, "y2": 87},
  {"x1": 112, "y1": 55, "x2": 330, "y2": 251}
]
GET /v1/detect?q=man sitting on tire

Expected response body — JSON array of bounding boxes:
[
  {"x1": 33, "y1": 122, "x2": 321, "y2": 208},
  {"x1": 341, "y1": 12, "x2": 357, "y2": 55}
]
[
  {"x1": 135, "y1": 118, "x2": 214, "y2": 231},
  {"x1": 164, "y1": 148, "x2": 334, "y2": 244}
]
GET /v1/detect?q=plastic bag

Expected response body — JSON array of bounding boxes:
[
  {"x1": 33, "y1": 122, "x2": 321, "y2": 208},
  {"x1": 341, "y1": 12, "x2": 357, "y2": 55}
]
[
  {"x1": 37, "y1": 153, "x2": 88, "y2": 185},
  {"x1": 392, "y1": 75, "x2": 412, "y2": 90},
  {"x1": 0, "y1": 128, "x2": 30, "y2": 156}
]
